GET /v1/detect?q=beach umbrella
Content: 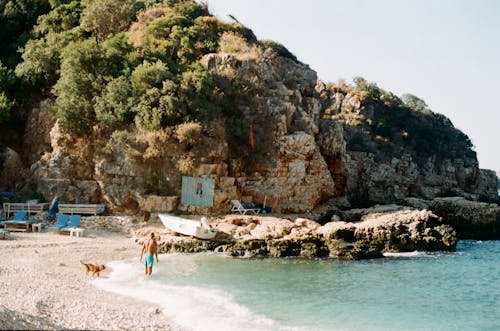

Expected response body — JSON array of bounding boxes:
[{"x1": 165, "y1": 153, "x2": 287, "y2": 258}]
[{"x1": 0, "y1": 192, "x2": 15, "y2": 199}]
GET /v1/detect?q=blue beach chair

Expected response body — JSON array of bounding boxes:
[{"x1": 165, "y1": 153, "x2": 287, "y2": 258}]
[
  {"x1": 48, "y1": 214, "x2": 70, "y2": 231},
  {"x1": 67, "y1": 215, "x2": 81, "y2": 229},
  {"x1": 8, "y1": 211, "x2": 28, "y2": 222},
  {"x1": 4, "y1": 211, "x2": 40, "y2": 231},
  {"x1": 60, "y1": 215, "x2": 82, "y2": 236},
  {"x1": 60, "y1": 215, "x2": 81, "y2": 231}
]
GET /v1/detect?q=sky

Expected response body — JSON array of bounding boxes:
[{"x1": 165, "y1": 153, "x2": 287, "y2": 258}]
[{"x1": 202, "y1": 0, "x2": 500, "y2": 171}]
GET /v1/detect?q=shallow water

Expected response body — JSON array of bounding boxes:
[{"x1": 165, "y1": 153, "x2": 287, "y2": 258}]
[{"x1": 95, "y1": 240, "x2": 500, "y2": 331}]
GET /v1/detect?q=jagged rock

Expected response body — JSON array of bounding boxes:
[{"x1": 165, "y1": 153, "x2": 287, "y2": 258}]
[
  {"x1": 159, "y1": 237, "x2": 222, "y2": 254},
  {"x1": 217, "y1": 239, "x2": 268, "y2": 257},
  {"x1": 429, "y1": 197, "x2": 500, "y2": 239},
  {"x1": 145, "y1": 211, "x2": 456, "y2": 259},
  {"x1": 356, "y1": 210, "x2": 457, "y2": 251},
  {"x1": 319, "y1": 84, "x2": 499, "y2": 205},
  {"x1": 202, "y1": 52, "x2": 341, "y2": 213},
  {"x1": 325, "y1": 240, "x2": 383, "y2": 260},
  {"x1": 319, "y1": 209, "x2": 457, "y2": 252},
  {"x1": 341, "y1": 204, "x2": 411, "y2": 222}
]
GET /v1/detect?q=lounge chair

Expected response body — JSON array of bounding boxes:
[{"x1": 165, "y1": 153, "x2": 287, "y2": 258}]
[
  {"x1": 47, "y1": 214, "x2": 70, "y2": 231},
  {"x1": 60, "y1": 215, "x2": 83, "y2": 236},
  {"x1": 230, "y1": 200, "x2": 260, "y2": 215},
  {"x1": 3, "y1": 211, "x2": 41, "y2": 232},
  {"x1": 6, "y1": 211, "x2": 28, "y2": 222}
]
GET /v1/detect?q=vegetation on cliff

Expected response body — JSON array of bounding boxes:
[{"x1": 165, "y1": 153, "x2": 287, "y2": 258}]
[
  {"x1": 0, "y1": 0, "x2": 480, "y2": 202},
  {"x1": 321, "y1": 78, "x2": 476, "y2": 166}
]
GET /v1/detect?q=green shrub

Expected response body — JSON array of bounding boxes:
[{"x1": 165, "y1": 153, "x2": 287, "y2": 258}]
[
  {"x1": 130, "y1": 59, "x2": 172, "y2": 93},
  {"x1": 95, "y1": 76, "x2": 135, "y2": 128},
  {"x1": 0, "y1": 92, "x2": 15, "y2": 123},
  {"x1": 260, "y1": 40, "x2": 298, "y2": 62}
]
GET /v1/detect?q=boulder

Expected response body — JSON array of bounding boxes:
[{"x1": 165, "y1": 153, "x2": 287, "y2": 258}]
[
  {"x1": 429, "y1": 197, "x2": 500, "y2": 239},
  {"x1": 319, "y1": 209, "x2": 457, "y2": 252},
  {"x1": 137, "y1": 195, "x2": 179, "y2": 213}
]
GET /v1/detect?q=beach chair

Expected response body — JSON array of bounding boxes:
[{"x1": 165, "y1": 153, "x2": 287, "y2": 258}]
[
  {"x1": 47, "y1": 214, "x2": 70, "y2": 231},
  {"x1": 3, "y1": 211, "x2": 41, "y2": 231},
  {"x1": 60, "y1": 215, "x2": 83, "y2": 237},
  {"x1": 230, "y1": 200, "x2": 260, "y2": 215},
  {"x1": 7, "y1": 211, "x2": 28, "y2": 222}
]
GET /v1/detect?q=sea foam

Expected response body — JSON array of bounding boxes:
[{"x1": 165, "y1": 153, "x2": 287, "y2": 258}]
[
  {"x1": 382, "y1": 251, "x2": 427, "y2": 257},
  {"x1": 94, "y1": 258, "x2": 299, "y2": 331}
]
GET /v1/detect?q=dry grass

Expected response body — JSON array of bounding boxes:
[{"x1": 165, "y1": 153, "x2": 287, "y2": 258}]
[
  {"x1": 219, "y1": 31, "x2": 252, "y2": 53},
  {"x1": 126, "y1": 6, "x2": 170, "y2": 47},
  {"x1": 176, "y1": 155, "x2": 195, "y2": 174},
  {"x1": 135, "y1": 128, "x2": 173, "y2": 161},
  {"x1": 175, "y1": 121, "x2": 202, "y2": 144}
]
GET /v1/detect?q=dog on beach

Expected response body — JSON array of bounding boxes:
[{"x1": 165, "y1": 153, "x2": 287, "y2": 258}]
[{"x1": 80, "y1": 260, "x2": 106, "y2": 277}]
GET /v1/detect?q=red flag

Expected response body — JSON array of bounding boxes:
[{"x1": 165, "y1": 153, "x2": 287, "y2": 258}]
[{"x1": 249, "y1": 125, "x2": 254, "y2": 149}]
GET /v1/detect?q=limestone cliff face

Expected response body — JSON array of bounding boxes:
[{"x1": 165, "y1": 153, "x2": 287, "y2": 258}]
[
  {"x1": 2, "y1": 49, "x2": 497, "y2": 215},
  {"x1": 11, "y1": 49, "x2": 343, "y2": 214},
  {"x1": 202, "y1": 51, "x2": 343, "y2": 212},
  {"x1": 316, "y1": 83, "x2": 498, "y2": 206}
]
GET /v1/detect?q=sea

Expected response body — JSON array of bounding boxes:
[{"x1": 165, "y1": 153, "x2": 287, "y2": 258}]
[{"x1": 95, "y1": 240, "x2": 500, "y2": 331}]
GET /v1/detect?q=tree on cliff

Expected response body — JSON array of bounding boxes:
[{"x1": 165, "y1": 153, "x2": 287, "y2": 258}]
[{"x1": 4, "y1": 0, "x2": 479, "y2": 172}]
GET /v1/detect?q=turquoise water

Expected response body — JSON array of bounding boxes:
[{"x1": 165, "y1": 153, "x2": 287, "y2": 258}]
[{"x1": 96, "y1": 240, "x2": 500, "y2": 331}]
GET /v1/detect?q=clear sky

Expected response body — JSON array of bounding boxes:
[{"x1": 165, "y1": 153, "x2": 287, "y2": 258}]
[{"x1": 203, "y1": 0, "x2": 500, "y2": 171}]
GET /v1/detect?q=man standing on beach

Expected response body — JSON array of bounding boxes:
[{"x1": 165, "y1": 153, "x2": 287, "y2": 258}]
[{"x1": 140, "y1": 232, "x2": 159, "y2": 276}]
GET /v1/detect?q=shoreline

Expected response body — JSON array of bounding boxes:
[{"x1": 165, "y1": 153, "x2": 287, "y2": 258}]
[
  {"x1": 1, "y1": 210, "x2": 497, "y2": 330},
  {"x1": 0, "y1": 230, "x2": 183, "y2": 331}
]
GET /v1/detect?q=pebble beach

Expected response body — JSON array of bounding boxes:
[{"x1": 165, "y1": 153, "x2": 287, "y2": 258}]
[{"x1": 0, "y1": 229, "x2": 183, "y2": 331}]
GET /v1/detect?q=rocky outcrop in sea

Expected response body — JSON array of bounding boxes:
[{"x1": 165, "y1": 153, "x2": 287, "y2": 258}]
[{"x1": 133, "y1": 210, "x2": 457, "y2": 260}]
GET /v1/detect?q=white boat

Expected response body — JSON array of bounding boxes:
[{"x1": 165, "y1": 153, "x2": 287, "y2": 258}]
[{"x1": 158, "y1": 214, "x2": 217, "y2": 239}]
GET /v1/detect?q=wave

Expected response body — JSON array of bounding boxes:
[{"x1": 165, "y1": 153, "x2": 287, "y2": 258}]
[
  {"x1": 94, "y1": 259, "x2": 300, "y2": 331},
  {"x1": 383, "y1": 251, "x2": 428, "y2": 257}
]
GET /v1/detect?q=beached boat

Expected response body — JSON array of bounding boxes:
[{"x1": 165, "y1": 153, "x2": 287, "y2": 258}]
[{"x1": 158, "y1": 214, "x2": 217, "y2": 239}]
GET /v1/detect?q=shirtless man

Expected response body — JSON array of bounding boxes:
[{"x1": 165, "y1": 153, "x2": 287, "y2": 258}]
[{"x1": 140, "y1": 232, "x2": 159, "y2": 276}]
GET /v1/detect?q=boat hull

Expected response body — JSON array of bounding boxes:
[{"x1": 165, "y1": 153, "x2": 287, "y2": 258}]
[{"x1": 158, "y1": 214, "x2": 217, "y2": 239}]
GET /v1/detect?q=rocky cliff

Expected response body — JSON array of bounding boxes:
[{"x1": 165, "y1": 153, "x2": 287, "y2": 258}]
[
  {"x1": 0, "y1": 1, "x2": 498, "y2": 238},
  {"x1": 1, "y1": 45, "x2": 498, "y2": 218}
]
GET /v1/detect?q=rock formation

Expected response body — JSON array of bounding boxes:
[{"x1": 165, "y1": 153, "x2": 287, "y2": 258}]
[
  {"x1": 0, "y1": 4, "x2": 498, "y2": 247},
  {"x1": 133, "y1": 210, "x2": 457, "y2": 259}
]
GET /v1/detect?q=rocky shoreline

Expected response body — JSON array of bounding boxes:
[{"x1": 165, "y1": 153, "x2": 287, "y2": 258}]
[
  {"x1": 52, "y1": 194, "x2": 498, "y2": 261},
  {"x1": 1, "y1": 196, "x2": 497, "y2": 329},
  {"x1": 132, "y1": 207, "x2": 458, "y2": 260},
  {"x1": 128, "y1": 194, "x2": 500, "y2": 261}
]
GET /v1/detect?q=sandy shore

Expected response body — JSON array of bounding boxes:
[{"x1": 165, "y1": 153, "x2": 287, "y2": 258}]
[{"x1": 0, "y1": 229, "x2": 183, "y2": 331}]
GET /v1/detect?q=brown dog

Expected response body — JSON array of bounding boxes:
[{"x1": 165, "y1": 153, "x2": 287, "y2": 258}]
[{"x1": 80, "y1": 260, "x2": 106, "y2": 277}]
